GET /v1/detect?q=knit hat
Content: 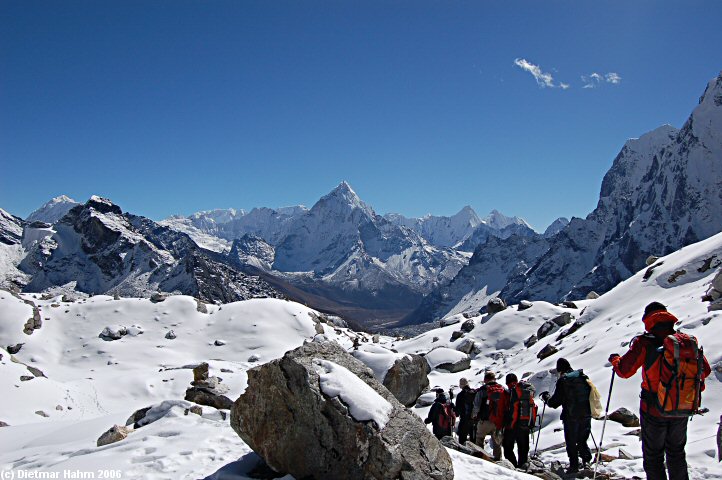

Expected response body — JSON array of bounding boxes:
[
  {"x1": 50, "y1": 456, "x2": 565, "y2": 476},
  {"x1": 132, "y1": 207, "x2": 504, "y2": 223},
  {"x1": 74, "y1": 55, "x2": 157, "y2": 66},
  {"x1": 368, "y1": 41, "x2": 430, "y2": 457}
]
[
  {"x1": 643, "y1": 302, "x2": 667, "y2": 318},
  {"x1": 556, "y1": 358, "x2": 572, "y2": 374},
  {"x1": 642, "y1": 302, "x2": 678, "y2": 333},
  {"x1": 459, "y1": 378, "x2": 469, "y2": 387}
]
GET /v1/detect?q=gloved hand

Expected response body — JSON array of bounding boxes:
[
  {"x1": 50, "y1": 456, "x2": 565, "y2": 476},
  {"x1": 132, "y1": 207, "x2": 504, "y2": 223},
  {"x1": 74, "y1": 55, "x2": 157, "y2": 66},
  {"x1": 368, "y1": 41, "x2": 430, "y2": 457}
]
[
  {"x1": 608, "y1": 353, "x2": 620, "y2": 363},
  {"x1": 540, "y1": 391, "x2": 550, "y2": 402},
  {"x1": 424, "y1": 418, "x2": 431, "y2": 424}
]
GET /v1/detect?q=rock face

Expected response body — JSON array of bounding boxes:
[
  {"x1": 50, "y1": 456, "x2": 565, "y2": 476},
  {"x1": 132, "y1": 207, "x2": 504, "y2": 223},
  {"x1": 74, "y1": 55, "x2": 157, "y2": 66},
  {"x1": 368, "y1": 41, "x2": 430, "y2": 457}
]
[
  {"x1": 381, "y1": 354, "x2": 430, "y2": 408},
  {"x1": 230, "y1": 341, "x2": 453, "y2": 480}
]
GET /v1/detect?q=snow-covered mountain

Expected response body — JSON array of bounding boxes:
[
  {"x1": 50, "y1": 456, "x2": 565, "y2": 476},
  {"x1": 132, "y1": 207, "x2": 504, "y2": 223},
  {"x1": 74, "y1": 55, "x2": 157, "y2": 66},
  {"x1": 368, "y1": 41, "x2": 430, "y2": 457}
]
[
  {"x1": 384, "y1": 207, "x2": 533, "y2": 250},
  {"x1": 25, "y1": 195, "x2": 80, "y2": 225},
  {"x1": 1, "y1": 228, "x2": 719, "y2": 479},
  {"x1": 409, "y1": 73, "x2": 722, "y2": 324},
  {"x1": 17, "y1": 196, "x2": 283, "y2": 303},
  {"x1": 384, "y1": 206, "x2": 483, "y2": 248},
  {"x1": 542, "y1": 217, "x2": 569, "y2": 237},
  {"x1": 0, "y1": 208, "x2": 29, "y2": 290}
]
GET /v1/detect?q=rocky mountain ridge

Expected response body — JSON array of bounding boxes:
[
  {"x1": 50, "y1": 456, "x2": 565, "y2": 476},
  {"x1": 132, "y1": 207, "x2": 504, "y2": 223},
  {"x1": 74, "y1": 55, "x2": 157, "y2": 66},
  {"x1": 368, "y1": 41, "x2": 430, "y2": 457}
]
[{"x1": 407, "y1": 72, "x2": 722, "y2": 324}]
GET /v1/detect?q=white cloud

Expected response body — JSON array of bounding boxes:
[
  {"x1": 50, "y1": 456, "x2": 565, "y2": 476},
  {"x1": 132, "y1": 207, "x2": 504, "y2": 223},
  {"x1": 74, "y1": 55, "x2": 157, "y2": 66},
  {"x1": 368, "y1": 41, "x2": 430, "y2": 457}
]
[
  {"x1": 605, "y1": 72, "x2": 622, "y2": 84},
  {"x1": 582, "y1": 71, "x2": 622, "y2": 89},
  {"x1": 560, "y1": 83, "x2": 570, "y2": 90},
  {"x1": 514, "y1": 58, "x2": 560, "y2": 89}
]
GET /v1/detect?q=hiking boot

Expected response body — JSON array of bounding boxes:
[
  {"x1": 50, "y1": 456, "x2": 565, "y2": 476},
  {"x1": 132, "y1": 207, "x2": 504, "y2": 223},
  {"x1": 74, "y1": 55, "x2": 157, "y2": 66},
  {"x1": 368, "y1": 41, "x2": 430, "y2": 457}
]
[{"x1": 564, "y1": 466, "x2": 580, "y2": 477}]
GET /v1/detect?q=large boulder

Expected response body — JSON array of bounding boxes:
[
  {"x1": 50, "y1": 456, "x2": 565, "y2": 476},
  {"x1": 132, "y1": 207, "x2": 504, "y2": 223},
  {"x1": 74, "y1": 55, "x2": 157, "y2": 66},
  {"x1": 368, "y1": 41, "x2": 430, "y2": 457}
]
[
  {"x1": 486, "y1": 297, "x2": 507, "y2": 314},
  {"x1": 231, "y1": 341, "x2": 453, "y2": 480},
  {"x1": 382, "y1": 354, "x2": 430, "y2": 408}
]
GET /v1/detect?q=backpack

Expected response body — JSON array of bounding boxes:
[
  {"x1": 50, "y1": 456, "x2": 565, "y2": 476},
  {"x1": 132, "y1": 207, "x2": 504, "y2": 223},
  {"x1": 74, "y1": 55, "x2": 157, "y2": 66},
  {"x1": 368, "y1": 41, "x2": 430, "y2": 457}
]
[
  {"x1": 561, "y1": 370, "x2": 593, "y2": 418},
  {"x1": 652, "y1": 333, "x2": 705, "y2": 417},
  {"x1": 512, "y1": 381, "x2": 537, "y2": 429},
  {"x1": 486, "y1": 383, "x2": 507, "y2": 429},
  {"x1": 588, "y1": 378, "x2": 603, "y2": 419},
  {"x1": 437, "y1": 402, "x2": 456, "y2": 431}
]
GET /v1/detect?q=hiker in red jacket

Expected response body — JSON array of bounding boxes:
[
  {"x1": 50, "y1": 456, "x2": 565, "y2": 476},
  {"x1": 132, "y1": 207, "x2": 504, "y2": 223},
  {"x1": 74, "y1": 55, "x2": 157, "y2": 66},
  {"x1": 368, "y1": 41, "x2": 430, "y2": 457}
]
[{"x1": 609, "y1": 302, "x2": 711, "y2": 480}]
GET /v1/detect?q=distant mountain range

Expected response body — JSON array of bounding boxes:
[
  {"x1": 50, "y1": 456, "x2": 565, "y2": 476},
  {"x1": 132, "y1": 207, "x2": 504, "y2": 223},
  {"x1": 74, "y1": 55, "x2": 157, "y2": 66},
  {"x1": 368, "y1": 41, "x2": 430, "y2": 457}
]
[{"x1": 2, "y1": 72, "x2": 720, "y2": 330}]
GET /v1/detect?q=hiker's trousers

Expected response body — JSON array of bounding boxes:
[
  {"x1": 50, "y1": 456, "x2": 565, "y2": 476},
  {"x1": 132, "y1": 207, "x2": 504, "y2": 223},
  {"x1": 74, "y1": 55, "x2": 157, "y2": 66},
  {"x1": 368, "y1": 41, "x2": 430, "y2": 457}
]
[
  {"x1": 562, "y1": 416, "x2": 592, "y2": 470},
  {"x1": 641, "y1": 412, "x2": 689, "y2": 480},
  {"x1": 503, "y1": 425, "x2": 530, "y2": 468}
]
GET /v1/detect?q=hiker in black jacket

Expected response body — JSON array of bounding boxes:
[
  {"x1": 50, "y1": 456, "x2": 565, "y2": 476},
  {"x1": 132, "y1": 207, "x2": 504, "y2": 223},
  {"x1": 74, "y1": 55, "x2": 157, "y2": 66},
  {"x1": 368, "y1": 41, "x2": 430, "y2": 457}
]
[
  {"x1": 425, "y1": 389, "x2": 454, "y2": 439},
  {"x1": 540, "y1": 358, "x2": 593, "y2": 475},
  {"x1": 454, "y1": 378, "x2": 476, "y2": 444}
]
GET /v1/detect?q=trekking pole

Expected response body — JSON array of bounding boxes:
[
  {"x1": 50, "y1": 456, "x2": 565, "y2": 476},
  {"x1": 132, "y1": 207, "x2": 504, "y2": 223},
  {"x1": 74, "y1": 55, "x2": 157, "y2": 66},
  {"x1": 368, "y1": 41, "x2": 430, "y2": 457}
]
[
  {"x1": 593, "y1": 371, "x2": 616, "y2": 480},
  {"x1": 589, "y1": 430, "x2": 599, "y2": 452},
  {"x1": 533, "y1": 400, "x2": 547, "y2": 458}
]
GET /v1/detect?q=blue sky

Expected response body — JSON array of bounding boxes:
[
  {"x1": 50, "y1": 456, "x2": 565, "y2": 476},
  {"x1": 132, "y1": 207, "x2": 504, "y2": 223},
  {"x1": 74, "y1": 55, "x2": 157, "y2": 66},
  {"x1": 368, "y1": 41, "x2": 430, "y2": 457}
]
[{"x1": 1, "y1": 1, "x2": 721, "y2": 231}]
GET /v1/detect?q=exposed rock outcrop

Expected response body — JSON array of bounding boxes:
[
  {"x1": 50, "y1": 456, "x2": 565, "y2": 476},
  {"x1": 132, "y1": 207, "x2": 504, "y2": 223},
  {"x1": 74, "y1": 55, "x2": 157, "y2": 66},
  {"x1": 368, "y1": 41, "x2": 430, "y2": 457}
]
[
  {"x1": 381, "y1": 354, "x2": 430, "y2": 408},
  {"x1": 230, "y1": 341, "x2": 453, "y2": 480}
]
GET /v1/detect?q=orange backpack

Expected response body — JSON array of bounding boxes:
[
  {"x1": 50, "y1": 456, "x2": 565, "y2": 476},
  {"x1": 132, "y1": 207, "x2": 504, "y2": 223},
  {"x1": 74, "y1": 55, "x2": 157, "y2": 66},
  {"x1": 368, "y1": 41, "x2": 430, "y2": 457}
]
[
  {"x1": 652, "y1": 333, "x2": 706, "y2": 417},
  {"x1": 511, "y1": 381, "x2": 538, "y2": 429}
]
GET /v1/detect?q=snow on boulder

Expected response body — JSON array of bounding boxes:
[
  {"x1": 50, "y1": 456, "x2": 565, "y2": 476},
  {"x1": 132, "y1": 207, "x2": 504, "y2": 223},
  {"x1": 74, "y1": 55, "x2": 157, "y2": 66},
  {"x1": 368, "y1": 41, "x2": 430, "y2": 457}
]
[
  {"x1": 353, "y1": 344, "x2": 430, "y2": 407},
  {"x1": 315, "y1": 359, "x2": 393, "y2": 429},
  {"x1": 425, "y1": 347, "x2": 471, "y2": 373},
  {"x1": 99, "y1": 325, "x2": 127, "y2": 340},
  {"x1": 230, "y1": 341, "x2": 453, "y2": 480},
  {"x1": 439, "y1": 314, "x2": 462, "y2": 327}
]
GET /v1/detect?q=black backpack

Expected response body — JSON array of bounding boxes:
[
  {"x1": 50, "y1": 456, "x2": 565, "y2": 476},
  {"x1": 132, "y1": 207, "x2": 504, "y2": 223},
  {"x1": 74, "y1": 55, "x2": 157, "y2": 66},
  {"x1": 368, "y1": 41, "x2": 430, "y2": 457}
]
[{"x1": 562, "y1": 370, "x2": 592, "y2": 418}]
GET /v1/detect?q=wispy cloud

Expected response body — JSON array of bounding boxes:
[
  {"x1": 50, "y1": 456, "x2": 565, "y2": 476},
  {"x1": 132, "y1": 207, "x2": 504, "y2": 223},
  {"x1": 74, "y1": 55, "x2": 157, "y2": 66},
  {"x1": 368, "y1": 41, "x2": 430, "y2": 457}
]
[
  {"x1": 605, "y1": 72, "x2": 622, "y2": 84},
  {"x1": 514, "y1": 58, "x2": 563, "y2": 89},
  {"x1": 582, "y1": 71, "x2": 622, "y2": 88},
  {"x1": 514, "y1": 58, "x2": 622, "y2": 91}
]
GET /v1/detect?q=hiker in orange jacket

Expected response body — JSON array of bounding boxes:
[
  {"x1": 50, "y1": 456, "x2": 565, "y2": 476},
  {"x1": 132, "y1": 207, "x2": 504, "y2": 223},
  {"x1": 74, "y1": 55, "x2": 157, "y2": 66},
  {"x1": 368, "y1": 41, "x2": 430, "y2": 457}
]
[{"x1": 609, "y1": 302, "x2": 711, "y2": 480}]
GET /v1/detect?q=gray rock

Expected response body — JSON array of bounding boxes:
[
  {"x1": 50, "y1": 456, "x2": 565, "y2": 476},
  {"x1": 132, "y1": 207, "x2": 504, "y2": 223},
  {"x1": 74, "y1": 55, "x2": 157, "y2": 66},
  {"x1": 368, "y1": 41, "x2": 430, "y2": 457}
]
[
  {"x1": 20, "y1": 375, "x2": 34, "y2": 381},
  {"x1": 382, "y1": 354, "x2": 430, "y2": 408},
  {"x1": 150, "y1": 293, "x2": 166, "y2": 303},
  {"x1": 314, "y1": 322, "x2": 324, "y2": 335},
  {"x1": 185, "y1": 387, "x2": 233, "y2": 410},
  {"x1": 7, "y1": 343, "x2": 23, "y2": 354},
  {"x1": 456, "y1": 338, "x2": 476, "y2": 355},
  {"x1": 646, "y1": 255, "x2": 660, "y2": 266},
  {"x1": 165, "y1": 330, "x2": 177, "y2": 340},
  {"x1": 35, "y1": 410, "x2": 49, "y2": 418},
  {"x1": 551, "y1": 312, "x2": 573, "y2": 326},
  {"x1": 537, "y1": 344, "x2": 559, "y2": 360},
  {"x1": 608, "y1": 407, "x2": 640, "y2": 427},
  {"x1": 439, "y1": 436, "x2": 491, "y2": 460},
  {"x1": 126, "y1": 406, "x2": 152, "y2": 427},
  {"x1": 618, "y1": 448, "x2": 634, "y2": 460},
  {"x1": 586, "y1": 291, "x2": 600, "y2": 300},
  {"x1": 487, "y1": 297, "x2": 507, "y2": 314},
  {"x1": 26, "y1": 366, "x2": 45, "y2": 378},
  {"x1": 518, "y1": 300, "x2": 534, "y2": 311},
  {"x1": 524, "y1": 334, "x2": 538, "y2": 348},
  {"x1": 561, "y1": 301, "x2": 578, "y2": 309},
  {"x1": 230, "y1": 341, "x2": 453, "y2": 480},
  {"x1": 450, "y1": 331, "x2": 464, "y2": 341},
  {"x1": 0, "y1": 421, "x2": 9, "y2": 427},
  {"x1": 97, "y1": 425, "x2": 131, "y2": 447},
  {"x1": 193, "y1": 362, "x2": 209, "y2": 383},
  {"x1": 460, "y1": 319, "x2": 475, "y2": 333},
  {"x1": 196, "y1": 299, "x2": 208, "y2": 314},
  {"x1": 214, "y1": 339, "x2": 226, "y2": 346},
  {"x1": 436, "y1": 355, "x2": 471, "y2": 373},
  {"x1": 536, "y1": 321, "x2": 558, "y2": 340},
  {"x1": 495, "y1": 459, "x2": 516, "y2": 471}
]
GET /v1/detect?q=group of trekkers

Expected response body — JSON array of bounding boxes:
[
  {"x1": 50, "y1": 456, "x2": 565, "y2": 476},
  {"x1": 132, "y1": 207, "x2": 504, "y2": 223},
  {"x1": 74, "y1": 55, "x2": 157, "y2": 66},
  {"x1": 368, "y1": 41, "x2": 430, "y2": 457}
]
[{"x1": 425, "y1": 302, "x2": 712, "y2": 480}]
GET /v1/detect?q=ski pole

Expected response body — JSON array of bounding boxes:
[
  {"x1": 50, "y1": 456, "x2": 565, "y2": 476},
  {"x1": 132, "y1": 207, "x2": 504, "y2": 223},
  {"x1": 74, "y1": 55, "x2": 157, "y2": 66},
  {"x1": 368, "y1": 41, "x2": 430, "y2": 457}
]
[
  {"x1": 593, "y1": 370, "x2": 616, "y2": 480},
  {"x1": 533, "y1": 400, "x2": 547, "y2": 458}
]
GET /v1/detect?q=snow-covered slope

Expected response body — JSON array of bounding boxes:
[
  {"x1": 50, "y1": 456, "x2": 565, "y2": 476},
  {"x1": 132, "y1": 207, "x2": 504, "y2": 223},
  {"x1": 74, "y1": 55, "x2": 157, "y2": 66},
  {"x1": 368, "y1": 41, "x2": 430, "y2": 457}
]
[
  {"x1": 543, "y1": 217, "x2": 569, "y2": 238},
  {"x1": 26, "y1": 195, "x2": 80, "y2": 225},
  {"x1": 1, "y1": 229, "x2": 719, "y2": 479},
  {"x1": 394, "y1": 230, "x2": 722, "y2": 478}
]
